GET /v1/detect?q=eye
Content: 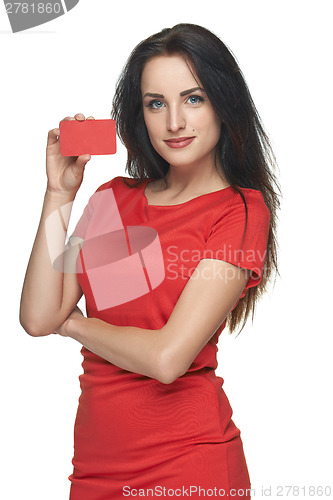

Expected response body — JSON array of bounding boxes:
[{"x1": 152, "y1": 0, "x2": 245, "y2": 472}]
[
  {"x1": 146, "y1": 100, "x2": 165, "y2": 110},
  {"x1": 186, "y1": 95, "x2": 204, "y2": 105}
]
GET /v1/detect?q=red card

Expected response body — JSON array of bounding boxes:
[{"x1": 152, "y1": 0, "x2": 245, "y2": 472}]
[{"x1": 60, "y1": 119, "x2": 117, "y2": 156}]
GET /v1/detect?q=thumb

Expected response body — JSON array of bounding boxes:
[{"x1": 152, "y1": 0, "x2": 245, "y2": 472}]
[{"x1": 76, "y1": 154, "x2": 91, "y2": 166}]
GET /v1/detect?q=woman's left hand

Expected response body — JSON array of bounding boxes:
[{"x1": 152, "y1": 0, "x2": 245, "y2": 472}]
[{"x1": 53, "y1": 306, "x2": 85, "y2": 337}]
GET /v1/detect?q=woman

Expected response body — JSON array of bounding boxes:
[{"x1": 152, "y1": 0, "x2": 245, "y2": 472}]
[{"x1": 20, "y1": 23, "x2": 280, "y2": 499}]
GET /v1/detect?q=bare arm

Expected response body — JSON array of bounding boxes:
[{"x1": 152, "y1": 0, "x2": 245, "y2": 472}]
[
  {"x1": 19, "y1": 113, "x2": 93, "y2": 337},
  {"x1": 58, "y1": 259, "x2": 251, "y2": 384},
  {"x1": 19, "y1": 190, "x2": 84, "y2": 336}
]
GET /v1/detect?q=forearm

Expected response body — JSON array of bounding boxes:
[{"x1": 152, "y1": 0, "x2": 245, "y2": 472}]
[
  {"x1": 20, "y1": 189, "x2": 76, "y2": 334},
  {"x1": 68, "y1": 316, "x2": 167, "y2": 383}
]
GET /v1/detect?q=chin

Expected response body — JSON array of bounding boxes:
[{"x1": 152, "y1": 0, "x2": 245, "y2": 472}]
[{"x1": 157, "y1": 150, "x2": 197, "y2": 166}]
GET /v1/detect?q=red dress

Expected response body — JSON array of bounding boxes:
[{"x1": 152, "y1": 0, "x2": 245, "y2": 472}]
[{"x1": 68, "y1": 176, "x2": 271, "y2": 499}]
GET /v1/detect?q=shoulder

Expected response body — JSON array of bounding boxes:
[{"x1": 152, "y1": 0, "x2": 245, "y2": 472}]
[
  {"x1": 95, "y1": 175, "x2": 146, "y2": 193},
  {"x1": 230, "y1": 187, "x2": 270, "y2": 219},
  {"x1": 94, "y1": 175, "x2": 131, "y2": 192},
  {"x1": 208, "y1": 187, "x2": 271, "y2": 234},
  {"x1": 233, "y1": 186, "x2": 267, "y2": 203},
  {"x1": 82, "y1": 177, "x2": 130, "y2": 211},
  {"x1": 84, "y1": 176, "x2": 148, "y2": 212}
]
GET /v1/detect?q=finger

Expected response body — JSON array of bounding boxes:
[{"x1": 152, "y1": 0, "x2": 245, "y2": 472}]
[
  {"x1": 86, "y1": 116, "x2": 95, "y2": 120},
  {"x1": 47, "y1": 127, "x2": 62, "y2": 146},
  {"x1": 75, "y1": 154, "x2": 91, "y2": 166},
  {"x1": 75, "y1": 113, "x2": 85, "y2": 121},
  {"x1": 55, "y1": 116, "x2": 76, "y2": 140},
  {"x1": 58, "y1": 116, "x2": 75, "y2": 129}
]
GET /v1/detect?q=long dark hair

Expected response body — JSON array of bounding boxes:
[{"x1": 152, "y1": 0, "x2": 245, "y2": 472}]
[{"x1": 111, "y1": 23, "x2": 281, "y2": 336}]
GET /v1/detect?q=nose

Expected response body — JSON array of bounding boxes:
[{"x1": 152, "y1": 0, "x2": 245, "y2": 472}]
[{"x1": 166, "y1": 104, "x2": 186, "y2": 133}]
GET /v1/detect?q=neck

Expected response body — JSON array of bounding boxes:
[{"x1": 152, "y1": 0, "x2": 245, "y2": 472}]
[{"x1": 162, "y1": 160, "x2": 227, "y2": 193}]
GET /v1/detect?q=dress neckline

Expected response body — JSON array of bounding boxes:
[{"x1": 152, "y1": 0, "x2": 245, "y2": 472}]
[{"x1": 142, "y1": 178, "x2": 234, "y2": 208}]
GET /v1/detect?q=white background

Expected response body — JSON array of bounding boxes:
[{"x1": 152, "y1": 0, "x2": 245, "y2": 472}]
[{"x1": 1, "y1": 1, "x2": 332, "y2": 499}]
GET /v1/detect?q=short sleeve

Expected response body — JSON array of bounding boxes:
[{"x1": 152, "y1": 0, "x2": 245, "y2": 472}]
[
  {"x1": 202, "y1": 190, "x2": 271, "y2": 295},
  {"x1": 69, "y1": 177, "x2": 118, "y2": 240},
  {"x1": 70, "y1": 192, "x2": 95, "y2": 240}
]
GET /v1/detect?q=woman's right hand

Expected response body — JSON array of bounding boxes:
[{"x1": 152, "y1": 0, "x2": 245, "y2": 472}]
[{"x1": 46, "y1": 113, "x2": 94, "y2": 196}]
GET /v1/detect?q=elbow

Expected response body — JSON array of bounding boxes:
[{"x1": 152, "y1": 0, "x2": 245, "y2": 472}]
[
  {"x1": 20, "y1": 322, "x2": 49, "y2": 337},
  {"x1": 19, "y1": 313, "x2": 52, "y2": 337},
  {"x1": 155, "y1": 349, "x2": 187, "y2": 385},
  {"x1": 19, "y1": 301, "x2": 63, "y2": 337},
  {"x1": 158, "y1": 373, "x2": 179, "y2": 385}
]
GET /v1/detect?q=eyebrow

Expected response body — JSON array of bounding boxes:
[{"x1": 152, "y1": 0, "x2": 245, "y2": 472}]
[{"x1": 143, "y1": 87, "x2": 206, "y2": 98}]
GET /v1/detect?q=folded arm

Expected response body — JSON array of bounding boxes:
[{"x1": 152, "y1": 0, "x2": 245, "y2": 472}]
[{"x1": 62, "y1": 258, "x2": 251, "y2": 384}]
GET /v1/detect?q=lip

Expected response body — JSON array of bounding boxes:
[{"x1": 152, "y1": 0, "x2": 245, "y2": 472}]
[{"x1": 164, "y1": 136, "x2": 195, "y2": 149}]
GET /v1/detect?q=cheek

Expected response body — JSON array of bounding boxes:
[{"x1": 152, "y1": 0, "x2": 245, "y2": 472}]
[
  {"x1": 143, "y1": 114, "x2": 154, "y2": 141},
  {"x1": 199, "y1": 115, "x2": 221, "y2": 143},
  {"x1": 143, "y1": 113, "x2": 164, "y2": 151},
  {"x1": 144, "y1": 113, "x2": 159, "y2": 137},
  {"x1": 194, "y1": 108, "x2": 221, "y2": 131},
  {"x1": 212, "y1": 120, "x2": 222, "y2": 142},
  {"x1": 208, "y1": 114, "x2": 222, "y2": 142}
]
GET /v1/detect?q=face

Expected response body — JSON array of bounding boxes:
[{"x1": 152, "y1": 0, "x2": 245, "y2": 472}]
[{"x1": 141, "y1": 54, "x2": 222, "y2": 171}]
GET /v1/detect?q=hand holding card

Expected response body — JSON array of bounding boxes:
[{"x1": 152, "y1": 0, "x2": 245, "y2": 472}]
[{"x1": 60, "y1": 119, "x2": 117, "y2": 156}]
